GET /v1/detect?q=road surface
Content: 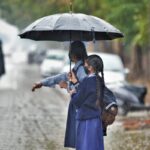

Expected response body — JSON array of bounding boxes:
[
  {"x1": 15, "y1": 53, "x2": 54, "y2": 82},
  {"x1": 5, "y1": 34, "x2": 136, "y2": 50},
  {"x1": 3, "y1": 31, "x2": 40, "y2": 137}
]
[
  {"x1": 0, "y1": 57, "x2": 150, "y2": 150},
  {"x1": 0, "y1": 59, "x2": 70, "y2": 150}
]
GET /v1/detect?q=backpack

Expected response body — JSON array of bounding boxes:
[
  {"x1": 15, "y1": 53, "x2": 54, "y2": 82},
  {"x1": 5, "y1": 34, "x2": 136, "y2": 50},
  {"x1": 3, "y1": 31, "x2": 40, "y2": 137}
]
[{"x1": 102, "y1": 87, "x2": 118, "y2": 126}]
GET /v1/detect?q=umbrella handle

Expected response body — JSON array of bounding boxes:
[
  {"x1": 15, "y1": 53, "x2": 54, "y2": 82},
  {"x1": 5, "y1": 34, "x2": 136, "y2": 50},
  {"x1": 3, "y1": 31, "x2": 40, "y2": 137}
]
[
  {"x1": 69, "y1": 29, "x2": 72, "y2": 73},
  {"x1": 69, "y1": 36, "x2": 72, "y2": 90}
]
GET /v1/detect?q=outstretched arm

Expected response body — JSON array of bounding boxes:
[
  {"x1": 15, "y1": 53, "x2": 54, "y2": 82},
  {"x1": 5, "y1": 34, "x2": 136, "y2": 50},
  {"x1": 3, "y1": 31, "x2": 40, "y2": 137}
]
[{"x1": 32, "y1": 72, "x2": 68, "y2": 92}]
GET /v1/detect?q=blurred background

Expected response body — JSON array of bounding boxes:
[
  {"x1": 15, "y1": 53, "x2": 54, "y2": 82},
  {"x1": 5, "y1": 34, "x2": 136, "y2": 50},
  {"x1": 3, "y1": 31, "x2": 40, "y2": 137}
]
[{"x1": 0, "y1": 0, "x2": 150, "y2": 150}]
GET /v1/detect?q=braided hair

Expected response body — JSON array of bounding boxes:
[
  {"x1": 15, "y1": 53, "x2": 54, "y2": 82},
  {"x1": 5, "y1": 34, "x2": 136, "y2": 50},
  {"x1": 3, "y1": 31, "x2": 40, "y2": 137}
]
[{"x1": 86, "y1": 55, "x2": 105, "y2": 108}]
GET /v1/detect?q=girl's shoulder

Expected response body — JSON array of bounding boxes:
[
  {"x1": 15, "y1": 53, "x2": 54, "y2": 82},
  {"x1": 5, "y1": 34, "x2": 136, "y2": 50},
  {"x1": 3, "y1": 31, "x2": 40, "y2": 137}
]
[
  {"x1": 80, "y1": 76, "x2": 89, "y2": 84},
  {"x1": 87, "y1": 75, "x2": 103, "y2": 86},
  {"x1": 81, "y1": 76, "x2": 89, "y2": 82},
  {"x1": 82, "y1": 75, "x2": 96, "y2": 83}
]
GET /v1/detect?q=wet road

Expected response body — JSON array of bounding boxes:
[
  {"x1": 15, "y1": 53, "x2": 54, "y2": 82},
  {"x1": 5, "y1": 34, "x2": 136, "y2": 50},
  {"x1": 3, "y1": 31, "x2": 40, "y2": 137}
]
[
  {"x1": 0, "y1": 59, "x2": 70, "y2": 150},
  {"x1": 0, "y1": 58, "x2": 150, "y2": 150}
]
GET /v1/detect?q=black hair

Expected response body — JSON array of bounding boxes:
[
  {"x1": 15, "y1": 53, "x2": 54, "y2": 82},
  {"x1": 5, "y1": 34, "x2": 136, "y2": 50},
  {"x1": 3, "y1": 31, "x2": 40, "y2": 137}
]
[
  {"x1": 69, "y1": 41, "x2": 88, "y2": 62},
  {"x1": 86, "y1": 54, "x2": 105, "y2": 107}
]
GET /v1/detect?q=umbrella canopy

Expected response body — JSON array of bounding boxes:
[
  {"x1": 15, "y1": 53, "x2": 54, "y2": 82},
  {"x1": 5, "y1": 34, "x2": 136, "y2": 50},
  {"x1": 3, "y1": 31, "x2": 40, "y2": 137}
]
[{"x1": 19, "y1": 13, "x2": 124, "y2": 41}]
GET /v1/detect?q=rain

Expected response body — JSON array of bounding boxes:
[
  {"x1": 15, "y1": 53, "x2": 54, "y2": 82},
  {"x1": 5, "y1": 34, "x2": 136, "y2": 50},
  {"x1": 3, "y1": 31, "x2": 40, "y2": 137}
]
[{"x1": 0, "y1": 1, "x2": 150, "y2": 150}]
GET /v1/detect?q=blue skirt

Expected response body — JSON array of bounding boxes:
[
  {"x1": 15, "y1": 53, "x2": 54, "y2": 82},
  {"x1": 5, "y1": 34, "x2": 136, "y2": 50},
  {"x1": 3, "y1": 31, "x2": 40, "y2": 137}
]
[
  {"x1": 76, "y1": 118, "x2": 104, "y2": 150},
  {"x1": 64, "y1": 101, "x2": 76, "y2": 148}
]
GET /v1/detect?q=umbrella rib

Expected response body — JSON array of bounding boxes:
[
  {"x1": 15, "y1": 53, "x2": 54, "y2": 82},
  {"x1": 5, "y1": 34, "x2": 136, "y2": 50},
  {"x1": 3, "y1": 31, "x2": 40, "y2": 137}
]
[
  {"x1": 53, "y1": 14, "x2": 64, "y2": 30},
  {"x1": 31, "y1": 17, "x2": 47, "y2": 30}
]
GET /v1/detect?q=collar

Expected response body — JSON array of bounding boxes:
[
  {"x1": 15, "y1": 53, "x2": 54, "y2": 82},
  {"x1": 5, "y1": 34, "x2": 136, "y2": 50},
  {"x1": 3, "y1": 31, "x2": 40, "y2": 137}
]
[
  {"x1": 88, "y1": 73, "x2": 96, "y2": 77},
  {"x1": 73, "y1": 60, "x2": 83, "y2": 71}
]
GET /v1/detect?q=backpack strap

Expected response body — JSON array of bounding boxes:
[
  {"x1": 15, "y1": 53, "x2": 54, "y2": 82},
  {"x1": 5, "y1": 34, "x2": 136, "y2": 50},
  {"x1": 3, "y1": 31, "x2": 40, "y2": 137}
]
[
  {"x1": 105, "y1": 102, "x2": 118, "y2": 110},
  {"x1": 72, "y1": 63, "x2": 84, "y2": 83}
]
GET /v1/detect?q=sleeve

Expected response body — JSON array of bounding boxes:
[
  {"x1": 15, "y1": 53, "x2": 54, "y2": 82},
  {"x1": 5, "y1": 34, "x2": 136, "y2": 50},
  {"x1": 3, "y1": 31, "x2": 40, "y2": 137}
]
[
  {"x1": 71, "y1": 78, "x2": 87, "y2": 108},
  {"x1": 77, "y1": 66, "x2": 87, "y2": 82},
  {"x1": 41, "y1": 72, "x2": 68, "y2": 87}
]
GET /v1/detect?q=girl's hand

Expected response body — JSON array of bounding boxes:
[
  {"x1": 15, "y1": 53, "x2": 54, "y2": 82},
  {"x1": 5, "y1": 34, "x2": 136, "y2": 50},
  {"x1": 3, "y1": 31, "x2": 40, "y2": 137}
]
[
  {"x1": 68, "y1": 71, "x2": 78, "y2": 84},
  {"x1": 59, "y1": 81, "x2": 68, "y2": 89},
  {"x1": 69, "y1": 89, "x2": 76, "y2": 95},
  {"x1": 32, "y1": 82, "x2": 42, "y2": 92}
]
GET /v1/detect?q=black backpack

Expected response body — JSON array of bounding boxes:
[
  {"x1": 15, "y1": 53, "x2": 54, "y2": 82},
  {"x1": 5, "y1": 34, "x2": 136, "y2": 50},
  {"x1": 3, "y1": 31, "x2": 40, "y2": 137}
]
[{"x1": 102, "y1": 87, "x2": 118, "y2": 126}]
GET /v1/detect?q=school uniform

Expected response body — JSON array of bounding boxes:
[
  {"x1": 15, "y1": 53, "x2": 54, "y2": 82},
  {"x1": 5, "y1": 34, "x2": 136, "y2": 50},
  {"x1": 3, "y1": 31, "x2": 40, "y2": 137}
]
[
  {"x1": 41, "y1": 60, "x2": 87, "y2": 148},
  {"x1": 71, "y1": 74, "x2": 104, "y2": 150},
  {"x1": 64, "y1": 61, "x2": 87, "y2": 148}
]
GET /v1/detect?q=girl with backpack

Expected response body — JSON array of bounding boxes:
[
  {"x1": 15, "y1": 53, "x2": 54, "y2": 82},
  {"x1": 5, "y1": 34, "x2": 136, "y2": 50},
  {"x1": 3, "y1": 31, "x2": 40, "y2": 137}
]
[{"x1": 69, "y1": 55, "x2": 105, "y2": 150}]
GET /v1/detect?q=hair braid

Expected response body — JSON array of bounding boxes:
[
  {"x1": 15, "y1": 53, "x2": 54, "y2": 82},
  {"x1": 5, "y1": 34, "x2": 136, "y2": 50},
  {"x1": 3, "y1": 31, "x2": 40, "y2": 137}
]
[
  {"x1": 86, "y1": 54, "x2": 105, "y2": 108},
  {"x1": 96, "y1": 72, "x2": 104, "y2": 108},
  {"x1": 101, "y1": 68, "x2": 105, "y2": 87}
]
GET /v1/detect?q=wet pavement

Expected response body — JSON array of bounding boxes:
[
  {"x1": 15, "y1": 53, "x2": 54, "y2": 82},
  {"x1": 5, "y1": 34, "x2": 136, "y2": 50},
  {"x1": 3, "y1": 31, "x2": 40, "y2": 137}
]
[
  {"x1": 104, "y1": 116, "x2": 150, "y2": 150},
  {"x1": 0, "y1": 58, "x2": 150, "y2": 150},
  {"x1": 0, "y1": 58, "x2": 70, "y2": 150}
]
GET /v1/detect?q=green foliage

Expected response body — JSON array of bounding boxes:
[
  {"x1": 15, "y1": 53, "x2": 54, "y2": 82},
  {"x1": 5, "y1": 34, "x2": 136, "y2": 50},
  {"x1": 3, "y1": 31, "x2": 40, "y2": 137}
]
[
  {"x1": 104, "y1": 0, "x2": 150, "y2": 48},
  {"x1": 0, "y1": 0, "x2": 68, "y2": 28}
]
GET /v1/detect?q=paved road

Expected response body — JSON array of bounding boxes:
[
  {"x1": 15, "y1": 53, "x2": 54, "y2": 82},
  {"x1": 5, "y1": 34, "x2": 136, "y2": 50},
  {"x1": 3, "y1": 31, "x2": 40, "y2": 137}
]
[
  {"x1": 0, "y1": 61, "x2": 70, "y2": 150},
  {"x1": 0, "y1": 58, "x2": 150, "y2": 150}
]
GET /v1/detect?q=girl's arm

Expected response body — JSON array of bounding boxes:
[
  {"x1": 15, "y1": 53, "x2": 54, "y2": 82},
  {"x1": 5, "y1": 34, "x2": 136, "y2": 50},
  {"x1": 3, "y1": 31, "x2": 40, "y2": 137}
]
[
  {"x1": 32, "y1": 72, "x2": 68, "y2": 91},
  {"x1": 71, "y1": 78, "x2": 88, "y2": 108},
  {"x1": 41, "y1": 72, "x2": 68, "y2": 87}
]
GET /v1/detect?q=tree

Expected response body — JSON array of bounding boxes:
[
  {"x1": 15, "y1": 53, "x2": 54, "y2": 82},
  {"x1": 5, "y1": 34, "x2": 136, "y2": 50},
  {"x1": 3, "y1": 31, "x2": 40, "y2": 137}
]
[
  {"x1": 0, "y1": 0, "x2": 68, "y2": 28},
  {"x1": 103, "y1": 0, "x2": 150, "y2": 78}
]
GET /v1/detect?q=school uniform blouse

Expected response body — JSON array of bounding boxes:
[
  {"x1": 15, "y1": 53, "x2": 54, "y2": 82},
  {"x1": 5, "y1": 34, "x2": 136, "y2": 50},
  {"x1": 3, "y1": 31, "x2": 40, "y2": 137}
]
[
  {"x1": 41, "y1": 60, "x2": 87, "y2": 89},
  {"x1": 71, "y1": 74, "x2": 101, "y2": 120},
  {"x1": 39, "y1": 60, "x2": 87, "y2": 148}
]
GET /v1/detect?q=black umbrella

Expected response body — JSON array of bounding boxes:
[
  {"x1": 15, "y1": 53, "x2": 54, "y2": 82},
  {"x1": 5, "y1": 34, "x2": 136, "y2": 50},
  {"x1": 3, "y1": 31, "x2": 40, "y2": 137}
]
[
  {"x1": 19, "y1": 12, "x2": 124, "y2": 80},
  {"x1": 19, "y1": 13, "x2": 124, "y2": 41}
]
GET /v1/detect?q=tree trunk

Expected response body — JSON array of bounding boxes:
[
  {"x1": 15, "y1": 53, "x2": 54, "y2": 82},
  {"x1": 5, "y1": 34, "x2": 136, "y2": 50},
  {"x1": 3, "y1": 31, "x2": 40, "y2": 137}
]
[
  {"x1": 146, "y1": 50, "x2": 150, "y2": 80},
  {"x1": 131, "y1": 44, "x2": 143, "y2": 77},
  {"x1": 112, "y1": 40, "x2": 125, "y2": 64},
  {"x1": 98, "y1": 41, "x2": 113, "y2": 53}
]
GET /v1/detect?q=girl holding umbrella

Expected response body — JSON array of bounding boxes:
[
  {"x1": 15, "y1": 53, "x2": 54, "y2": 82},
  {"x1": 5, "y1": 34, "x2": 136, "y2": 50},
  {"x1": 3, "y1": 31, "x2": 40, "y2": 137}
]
[{"x1": 32, "y1": 41, "x2": 88, "y2": 148}]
